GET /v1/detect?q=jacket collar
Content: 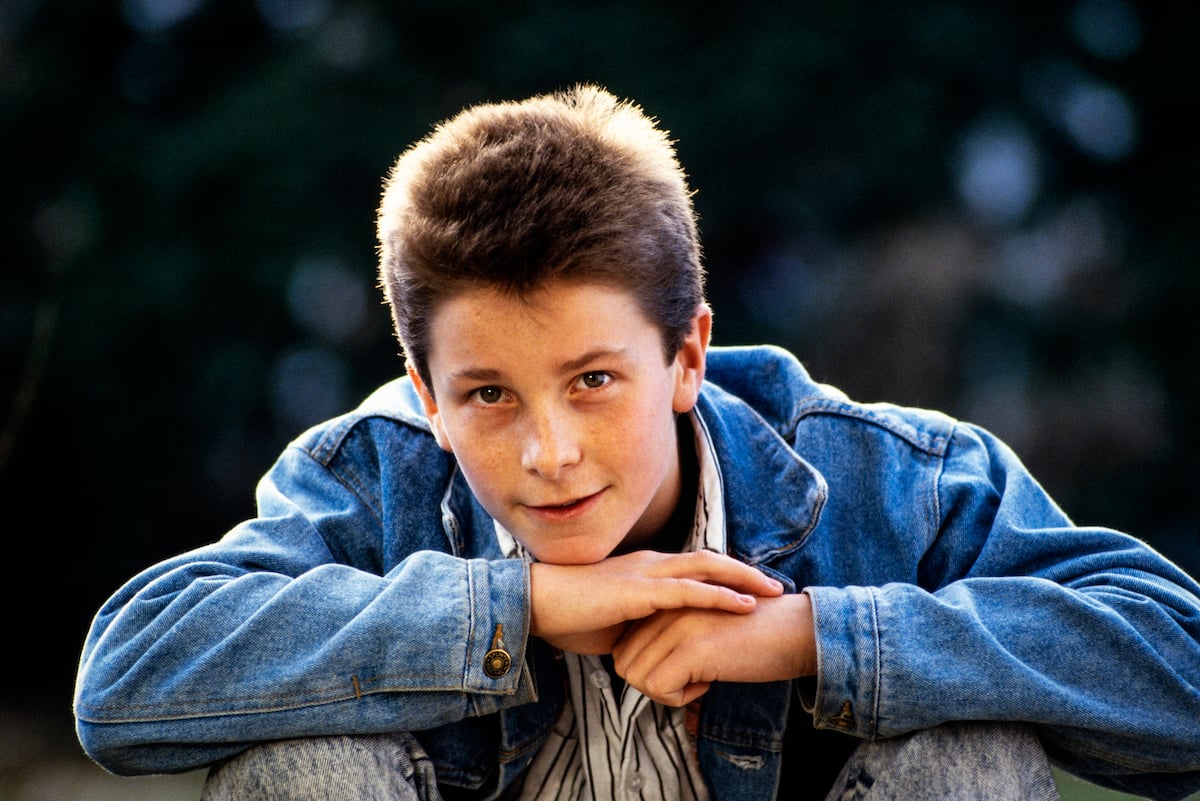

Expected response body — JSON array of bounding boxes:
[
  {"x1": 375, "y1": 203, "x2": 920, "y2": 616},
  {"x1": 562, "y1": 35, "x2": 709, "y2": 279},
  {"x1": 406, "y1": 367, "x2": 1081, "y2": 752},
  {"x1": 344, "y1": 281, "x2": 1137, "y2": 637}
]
[{"x1": 694, "y1": 380, "x2": 827, "y2": 585}]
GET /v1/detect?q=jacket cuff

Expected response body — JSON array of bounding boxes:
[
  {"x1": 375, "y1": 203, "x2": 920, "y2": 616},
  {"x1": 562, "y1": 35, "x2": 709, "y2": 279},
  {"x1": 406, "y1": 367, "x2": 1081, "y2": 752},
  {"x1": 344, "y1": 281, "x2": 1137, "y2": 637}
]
[
  {"x1": 804, "y1": 585, "x2": 882, "y2": 738},
  {"x1": 464, "y1": 557, "x2": 537, "y2": 715}
]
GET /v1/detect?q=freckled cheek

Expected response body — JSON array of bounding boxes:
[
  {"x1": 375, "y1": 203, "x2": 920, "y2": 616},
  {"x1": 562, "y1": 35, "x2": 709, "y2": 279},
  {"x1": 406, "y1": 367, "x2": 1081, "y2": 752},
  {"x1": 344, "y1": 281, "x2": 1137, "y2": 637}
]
[
  {"x1": 446, "y1": 425, "x2": 514, "y2": 492},
  {"x1": 605, "y1": 401, "x2": 674, "y2": 473}
]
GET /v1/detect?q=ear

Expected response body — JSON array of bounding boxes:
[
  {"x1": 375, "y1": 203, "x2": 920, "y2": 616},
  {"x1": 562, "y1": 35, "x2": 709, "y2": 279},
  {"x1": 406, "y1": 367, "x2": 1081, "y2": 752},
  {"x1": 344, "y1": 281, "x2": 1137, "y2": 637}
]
[
  {"x1": 672, "y1": 303, "x2": 712, "y2": 414},
  {"x1": 408, "y1": 365, "x2": 454, "y2": 452}
]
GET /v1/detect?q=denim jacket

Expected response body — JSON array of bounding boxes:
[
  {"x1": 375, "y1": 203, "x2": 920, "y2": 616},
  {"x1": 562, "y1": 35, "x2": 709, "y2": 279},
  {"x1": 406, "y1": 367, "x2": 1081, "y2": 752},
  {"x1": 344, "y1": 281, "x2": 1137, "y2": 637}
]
[{"x1": 74, "y1": 345, "x2": 1200, "y2": 800}]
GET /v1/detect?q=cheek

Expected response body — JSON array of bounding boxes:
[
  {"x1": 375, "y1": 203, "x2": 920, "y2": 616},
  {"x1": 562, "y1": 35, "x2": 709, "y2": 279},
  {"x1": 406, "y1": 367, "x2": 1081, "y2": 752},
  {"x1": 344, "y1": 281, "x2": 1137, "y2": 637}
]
[
  {"x1": 453, "y1": 450, "x2": 510, "y2": 514},
  {"x1": 438, "y1": 416, "x2": 506, "y2": 486},
  {"x1": 613, "y1": 395, "x2": 677, "y2": 469},
  {"x1": 454, "y1": 435, "x2": 504, "y2": 477}
]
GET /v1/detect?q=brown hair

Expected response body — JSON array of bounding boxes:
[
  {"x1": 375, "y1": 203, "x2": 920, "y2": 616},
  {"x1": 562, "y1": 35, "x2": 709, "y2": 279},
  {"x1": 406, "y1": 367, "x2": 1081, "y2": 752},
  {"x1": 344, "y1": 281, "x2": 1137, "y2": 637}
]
[{"x1": 377, "y1": 84, "x2": 704, "y2": 387}]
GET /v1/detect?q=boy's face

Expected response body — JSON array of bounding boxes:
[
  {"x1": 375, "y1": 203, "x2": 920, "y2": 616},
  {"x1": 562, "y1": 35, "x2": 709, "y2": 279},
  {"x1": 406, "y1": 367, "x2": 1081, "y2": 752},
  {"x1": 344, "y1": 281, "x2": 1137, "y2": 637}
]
[{"x1": 410, "y1": 281, "x2": 710, "y2": 565}]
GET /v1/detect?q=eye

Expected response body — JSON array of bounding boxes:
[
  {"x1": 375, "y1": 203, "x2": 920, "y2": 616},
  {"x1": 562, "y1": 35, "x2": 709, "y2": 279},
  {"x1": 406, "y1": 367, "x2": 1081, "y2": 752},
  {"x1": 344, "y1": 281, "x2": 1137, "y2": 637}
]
[
  {"x1": 576, "y1": 371, "x2": 612, "y2": 391},
  {"x1": 471, "y1": 386, "x2": 507, "y2": 405}
]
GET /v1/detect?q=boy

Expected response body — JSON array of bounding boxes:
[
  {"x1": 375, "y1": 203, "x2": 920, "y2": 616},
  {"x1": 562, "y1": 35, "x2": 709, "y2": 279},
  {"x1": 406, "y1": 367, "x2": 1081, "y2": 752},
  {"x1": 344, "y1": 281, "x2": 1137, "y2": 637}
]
[{"x1": 74, "y1": 85, "x2": 1200, "y2": 800}]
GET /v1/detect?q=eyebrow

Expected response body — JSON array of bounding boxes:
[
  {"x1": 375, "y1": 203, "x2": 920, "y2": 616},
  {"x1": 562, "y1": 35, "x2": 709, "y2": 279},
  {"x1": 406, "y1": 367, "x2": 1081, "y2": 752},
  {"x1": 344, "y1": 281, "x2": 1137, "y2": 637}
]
[
  {"x1": 559, "y1": 346, "x2": 628, "y2": 374},
  {"x1": 447, "y1": 367, "x2": 505, "y2": 383},
  {"x1": 446, "y1": 347, "x2": 629, "y2": 384}
]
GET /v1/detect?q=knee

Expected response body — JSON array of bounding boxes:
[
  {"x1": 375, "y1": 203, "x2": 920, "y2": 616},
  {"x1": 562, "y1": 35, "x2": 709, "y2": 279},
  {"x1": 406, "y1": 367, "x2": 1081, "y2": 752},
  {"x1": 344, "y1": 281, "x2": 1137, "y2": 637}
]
[
  {"x1": 828, "y1": 722, "x2": 1058, "y2": 801},
  {"x1": 201, "y1": 733, "x2": 440, "y2": 801}
]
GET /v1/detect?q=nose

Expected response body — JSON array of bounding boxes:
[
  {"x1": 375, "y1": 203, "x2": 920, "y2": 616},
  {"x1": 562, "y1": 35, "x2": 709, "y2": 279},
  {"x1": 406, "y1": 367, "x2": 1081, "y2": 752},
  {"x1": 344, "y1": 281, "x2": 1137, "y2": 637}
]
[{"x1": 521, "y1": 405, "x2": 581, "y2": 479}]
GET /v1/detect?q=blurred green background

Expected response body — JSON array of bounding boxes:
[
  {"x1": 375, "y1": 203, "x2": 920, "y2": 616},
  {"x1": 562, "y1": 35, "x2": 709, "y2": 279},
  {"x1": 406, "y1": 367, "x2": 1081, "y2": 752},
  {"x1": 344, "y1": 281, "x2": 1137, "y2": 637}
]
[{"x1": 2, "y1": 0, "x2": 1197, "y2": 797}]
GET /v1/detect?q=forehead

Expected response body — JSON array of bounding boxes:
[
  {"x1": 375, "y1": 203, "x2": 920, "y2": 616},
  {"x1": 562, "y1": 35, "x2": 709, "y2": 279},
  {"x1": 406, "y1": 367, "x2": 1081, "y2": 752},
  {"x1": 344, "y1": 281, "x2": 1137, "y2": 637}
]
[{"x1": 425, "y1": 281, "x2": 662, "y2": 371}]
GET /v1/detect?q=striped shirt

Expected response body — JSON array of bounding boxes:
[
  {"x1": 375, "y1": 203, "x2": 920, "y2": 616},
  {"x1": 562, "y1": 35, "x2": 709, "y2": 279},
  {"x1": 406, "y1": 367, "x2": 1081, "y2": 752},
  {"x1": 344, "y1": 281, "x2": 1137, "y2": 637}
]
[{"x1": 497, "y1": 411, "x2": 725, "y2": 801}]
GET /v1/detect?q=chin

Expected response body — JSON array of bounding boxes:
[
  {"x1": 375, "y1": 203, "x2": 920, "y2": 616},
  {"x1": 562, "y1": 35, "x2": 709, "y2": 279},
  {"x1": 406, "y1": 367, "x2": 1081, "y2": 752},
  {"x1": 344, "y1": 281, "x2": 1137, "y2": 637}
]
[{"x1": 529, "y1": 540, "x2": 621, "y2": 566}]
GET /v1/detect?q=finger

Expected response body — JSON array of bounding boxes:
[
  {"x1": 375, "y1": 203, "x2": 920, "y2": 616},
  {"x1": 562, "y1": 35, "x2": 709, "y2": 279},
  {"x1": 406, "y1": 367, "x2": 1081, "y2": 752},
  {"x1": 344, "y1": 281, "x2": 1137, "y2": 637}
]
[
  {"x1": 655, "y1": 577, "x2": 760, "y2": 615},
  {"x1": 612, "y1": 612, "x2": 673, "y2": 675},
  {"x1": 630, "y1": 644, "x2": 714, "y2": 708},
  {"x1": 639, "y1": 680, "x2": 711, "y2": 708},
  {"x1": 648, "y1": 551, "x2": 784, "y2": 597},
  {"x1": 615, "y1": 612, "x2": 704, "y2": 695},
  {"x1": 677, "y1": 681, "x2": 711, "y2": 706}
]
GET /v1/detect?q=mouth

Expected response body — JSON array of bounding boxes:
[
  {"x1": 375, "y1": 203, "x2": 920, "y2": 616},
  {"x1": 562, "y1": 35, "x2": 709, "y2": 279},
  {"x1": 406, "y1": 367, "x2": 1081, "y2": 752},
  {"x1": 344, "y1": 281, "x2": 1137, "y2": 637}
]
[{"x1": 524, "y1": 489, "x2": 605, "y2": 520}]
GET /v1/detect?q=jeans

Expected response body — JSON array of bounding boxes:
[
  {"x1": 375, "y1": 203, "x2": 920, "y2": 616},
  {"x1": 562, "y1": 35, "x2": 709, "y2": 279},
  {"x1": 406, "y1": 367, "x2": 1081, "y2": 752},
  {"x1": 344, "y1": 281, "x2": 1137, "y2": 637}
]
[
  {"x1": 822, "y1": 721, "x2": 1058, "y2": 801},
  {"x1": 201, "y1": 732, "x2": 443, "y2": 801},
  {"x1": 200, "y1": 721, "x2": 1059, "y2": 800}
]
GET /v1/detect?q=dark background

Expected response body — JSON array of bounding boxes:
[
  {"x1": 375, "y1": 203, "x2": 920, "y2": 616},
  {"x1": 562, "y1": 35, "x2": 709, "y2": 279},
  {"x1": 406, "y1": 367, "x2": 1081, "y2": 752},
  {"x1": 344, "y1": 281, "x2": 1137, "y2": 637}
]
[{"x1": 3, "y1": 0, "x2": 1197, "y2": 753}]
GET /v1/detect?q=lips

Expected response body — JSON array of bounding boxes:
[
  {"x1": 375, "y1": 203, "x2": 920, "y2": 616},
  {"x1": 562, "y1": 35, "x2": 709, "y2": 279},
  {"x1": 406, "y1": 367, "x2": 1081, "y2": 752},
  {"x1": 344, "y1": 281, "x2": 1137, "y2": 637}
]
[{"x1": 524, "y1": 489, "x2": 605, "y2": 521}]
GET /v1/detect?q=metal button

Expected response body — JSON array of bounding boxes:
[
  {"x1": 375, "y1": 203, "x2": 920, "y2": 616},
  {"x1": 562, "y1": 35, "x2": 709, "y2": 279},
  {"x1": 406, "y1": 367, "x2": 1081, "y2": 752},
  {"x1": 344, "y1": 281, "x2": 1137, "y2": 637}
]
[
  {"x1": 483, "y1": 623, "x2": 511, "y2": 678},
  {"x1": 484, "y1": 648, "x2": 511, "y2": 678}
]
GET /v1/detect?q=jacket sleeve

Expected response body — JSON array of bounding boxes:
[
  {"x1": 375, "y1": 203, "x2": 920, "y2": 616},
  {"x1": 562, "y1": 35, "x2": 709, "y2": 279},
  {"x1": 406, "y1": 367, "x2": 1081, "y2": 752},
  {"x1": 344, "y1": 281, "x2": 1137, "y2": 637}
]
[
  {"x1": 73, "y1": 434, "x2": 535, "y2": 776},
  {"x1": 805, "y1": 421, "x2": 1200, "y2": 798}
]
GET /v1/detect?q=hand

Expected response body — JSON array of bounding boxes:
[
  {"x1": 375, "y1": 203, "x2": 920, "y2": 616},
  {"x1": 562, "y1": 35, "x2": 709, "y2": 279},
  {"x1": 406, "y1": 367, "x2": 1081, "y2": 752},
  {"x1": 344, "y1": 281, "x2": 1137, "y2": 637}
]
[
  {"x1": 611, "y1": 592, "x2": 816, "y2": 706},
  {"x1": 529, "y1": 550, "x2": 783, "y2": 654}
]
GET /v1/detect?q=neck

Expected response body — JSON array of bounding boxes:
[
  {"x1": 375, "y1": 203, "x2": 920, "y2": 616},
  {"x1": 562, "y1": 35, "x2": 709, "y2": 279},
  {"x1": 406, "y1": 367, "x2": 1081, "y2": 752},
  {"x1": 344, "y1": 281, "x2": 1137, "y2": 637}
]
[{"x1": 644, "y1": 414, "x2": 700, "y2": 553}]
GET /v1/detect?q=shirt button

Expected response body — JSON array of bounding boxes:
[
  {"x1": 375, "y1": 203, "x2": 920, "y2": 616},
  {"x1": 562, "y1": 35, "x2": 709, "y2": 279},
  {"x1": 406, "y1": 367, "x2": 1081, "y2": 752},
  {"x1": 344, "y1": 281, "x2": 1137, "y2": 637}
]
[
  {"x1": 590, "y1": 669, "x2": 610, "y2": 689},
  {"x1": 626, "y1": 773, "x2": 644, "y2": 792}
]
